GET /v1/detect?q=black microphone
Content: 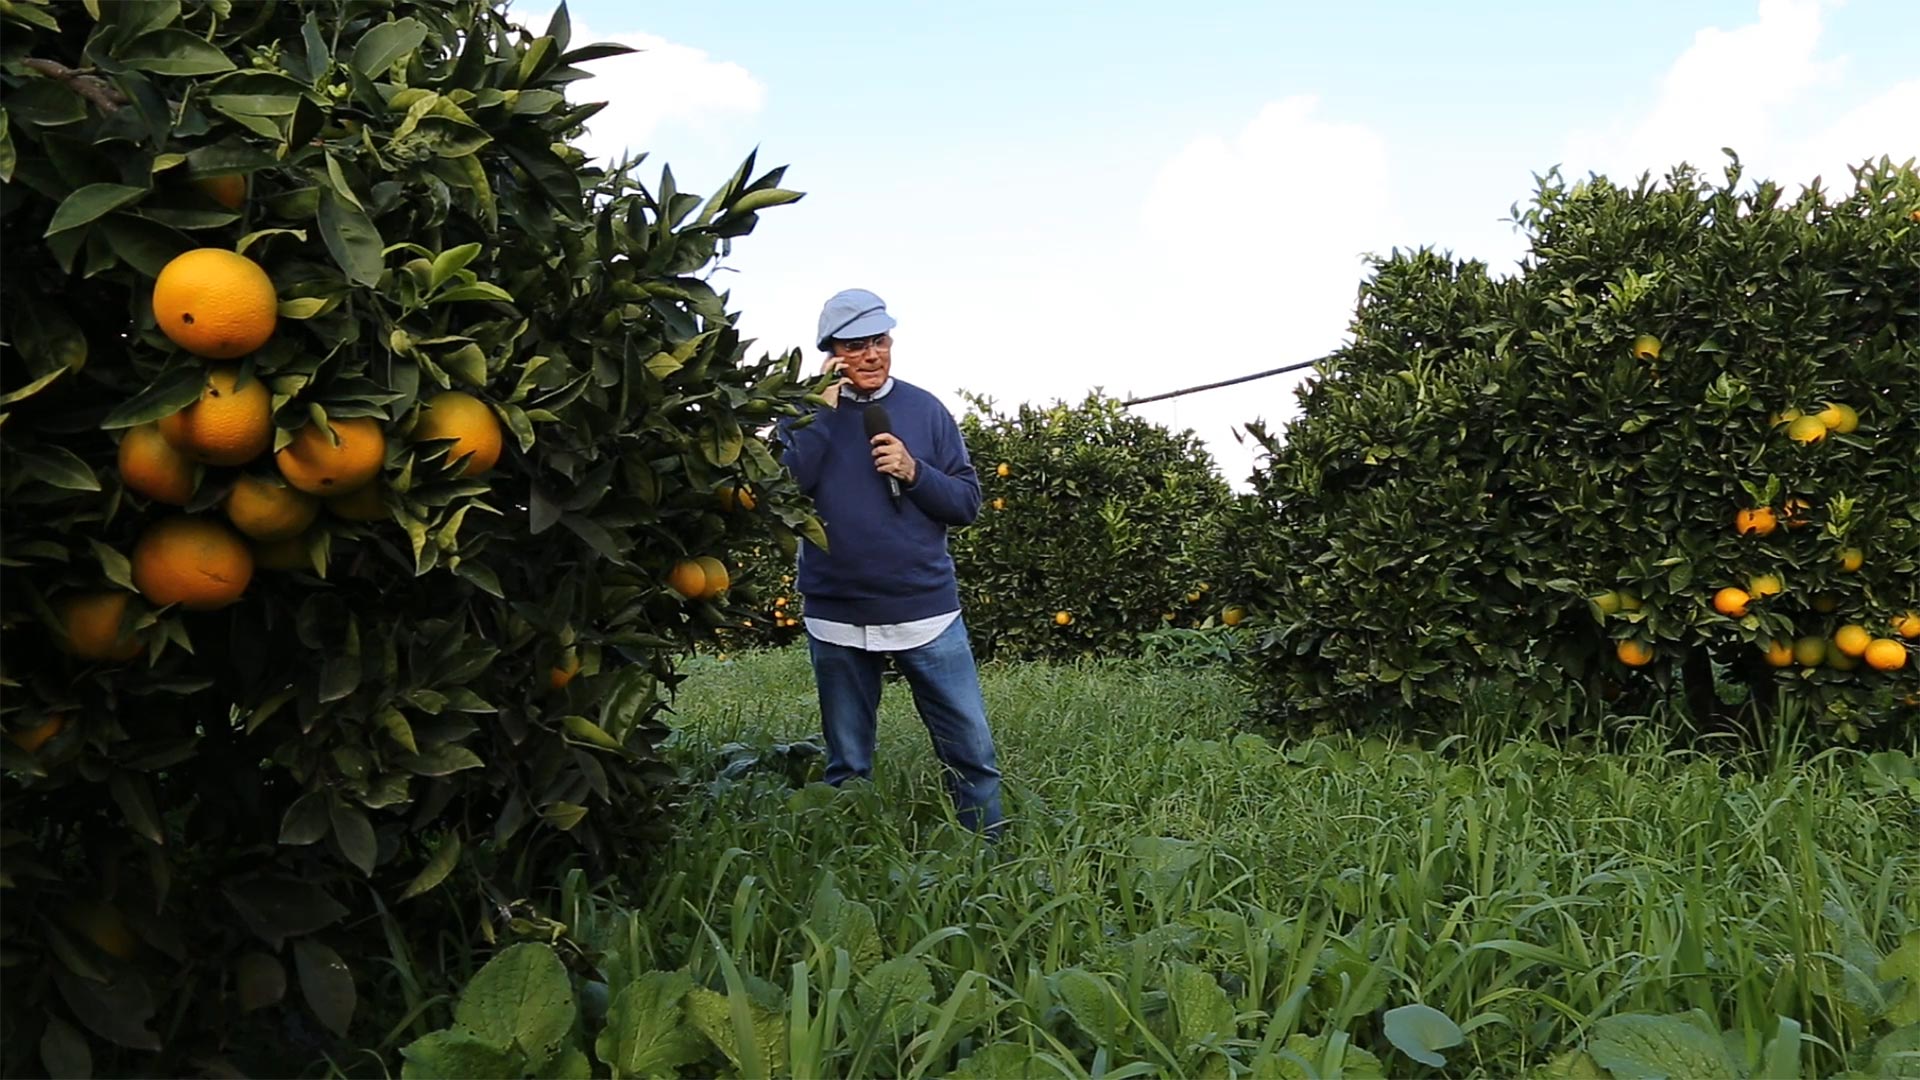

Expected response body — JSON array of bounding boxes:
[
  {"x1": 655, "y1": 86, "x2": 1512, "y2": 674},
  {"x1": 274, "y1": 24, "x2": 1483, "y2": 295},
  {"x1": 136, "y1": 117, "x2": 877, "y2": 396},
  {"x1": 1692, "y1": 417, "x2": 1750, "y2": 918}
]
[{"x1": 863, "y1": 404, "x2": 902, "y2": 506}]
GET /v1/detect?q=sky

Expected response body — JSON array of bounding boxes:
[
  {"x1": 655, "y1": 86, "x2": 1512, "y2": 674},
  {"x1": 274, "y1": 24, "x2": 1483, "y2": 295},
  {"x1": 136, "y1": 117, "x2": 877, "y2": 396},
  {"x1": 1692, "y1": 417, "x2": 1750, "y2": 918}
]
[{"x1": 507, "y1": 0, "x2": 1918, "y2": 490}]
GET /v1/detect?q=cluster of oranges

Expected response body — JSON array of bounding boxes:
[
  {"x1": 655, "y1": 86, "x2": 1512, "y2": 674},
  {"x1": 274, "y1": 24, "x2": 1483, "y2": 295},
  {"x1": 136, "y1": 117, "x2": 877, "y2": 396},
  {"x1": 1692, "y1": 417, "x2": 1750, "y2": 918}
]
[{"x1": 54, "y1": 240, "x2": 506, "y2": 667}]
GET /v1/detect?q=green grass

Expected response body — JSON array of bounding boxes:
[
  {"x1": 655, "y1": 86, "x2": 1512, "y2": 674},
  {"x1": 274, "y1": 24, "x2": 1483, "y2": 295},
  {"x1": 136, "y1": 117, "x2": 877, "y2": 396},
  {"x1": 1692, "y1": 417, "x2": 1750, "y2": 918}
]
[{"x1": 531, "y1": 647, "x2": 1919, "y2": 1078}]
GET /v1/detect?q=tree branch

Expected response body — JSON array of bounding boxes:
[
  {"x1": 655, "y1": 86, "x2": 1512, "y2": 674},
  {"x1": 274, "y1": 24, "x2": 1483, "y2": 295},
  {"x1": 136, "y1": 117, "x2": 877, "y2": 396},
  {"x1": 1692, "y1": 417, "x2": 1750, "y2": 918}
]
[{"x1": 22, "y1": 58, "x2": 127, "y2": 114}]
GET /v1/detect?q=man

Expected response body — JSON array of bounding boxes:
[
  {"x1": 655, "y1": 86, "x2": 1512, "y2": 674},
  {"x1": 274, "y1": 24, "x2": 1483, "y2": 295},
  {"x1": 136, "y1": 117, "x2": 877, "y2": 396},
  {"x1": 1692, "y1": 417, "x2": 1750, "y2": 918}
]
[{"x1": 774, "y1": 288, "x2": 1005, "y2": 836}]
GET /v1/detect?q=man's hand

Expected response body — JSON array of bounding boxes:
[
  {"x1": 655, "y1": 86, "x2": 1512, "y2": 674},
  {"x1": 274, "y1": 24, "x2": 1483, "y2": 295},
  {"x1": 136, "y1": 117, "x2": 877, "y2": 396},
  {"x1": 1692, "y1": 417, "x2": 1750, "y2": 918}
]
[
  {"x1": 820, "y1": 356, "x2": 850, "y2": 408},
  {"x1": 870, "y1": 433, "x2": 917, "y2": 485}
]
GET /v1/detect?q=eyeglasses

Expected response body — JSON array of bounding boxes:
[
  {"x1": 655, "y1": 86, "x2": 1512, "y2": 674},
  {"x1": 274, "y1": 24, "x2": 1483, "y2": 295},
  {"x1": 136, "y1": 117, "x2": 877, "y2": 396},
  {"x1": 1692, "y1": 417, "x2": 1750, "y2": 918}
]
[{"x1": 832, "y1": 333, "x2": 891, "y2": 355}]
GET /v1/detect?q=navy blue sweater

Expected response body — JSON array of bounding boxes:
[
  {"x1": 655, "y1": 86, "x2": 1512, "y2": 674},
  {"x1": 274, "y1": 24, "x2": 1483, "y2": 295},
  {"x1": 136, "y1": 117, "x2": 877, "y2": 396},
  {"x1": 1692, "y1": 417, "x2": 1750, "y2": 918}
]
[{"x1": 776, "y1": 380, "x2": 982, "y2": 624}]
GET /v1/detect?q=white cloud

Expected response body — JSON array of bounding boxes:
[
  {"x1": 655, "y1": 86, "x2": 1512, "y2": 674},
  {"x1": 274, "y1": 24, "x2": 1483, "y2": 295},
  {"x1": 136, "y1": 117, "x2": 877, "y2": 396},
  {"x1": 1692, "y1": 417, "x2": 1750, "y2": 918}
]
[
  {"x1": 505, "y1": 5, "x2": 764, "y2": 169},
  {"x1": 1561, "y1": 0, "x2": 1915, "y2": 197},
  {"x1": 1125, "y1": 96, "x2": 1401, "y2": 489}
]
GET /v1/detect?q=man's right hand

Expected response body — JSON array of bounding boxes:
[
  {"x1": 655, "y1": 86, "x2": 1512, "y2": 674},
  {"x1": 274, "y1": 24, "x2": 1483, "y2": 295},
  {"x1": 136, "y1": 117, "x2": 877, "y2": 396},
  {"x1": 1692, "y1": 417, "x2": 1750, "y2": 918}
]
[{"x1": 820, "y1": 356, "x2": 850, "y2": 408}]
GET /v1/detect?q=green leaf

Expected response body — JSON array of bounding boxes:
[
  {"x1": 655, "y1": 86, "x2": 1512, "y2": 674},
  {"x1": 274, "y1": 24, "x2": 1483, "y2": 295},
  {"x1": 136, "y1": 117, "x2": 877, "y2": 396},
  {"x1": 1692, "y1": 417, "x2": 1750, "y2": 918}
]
[
  {"x1": 399, "y1": 833, "x2": 461, "y2": 901},
  {"x1": 1868, "y1": 1024, "x2": 1920, "y2": 1079},
  {"x1": 1881, "y1": 931, "x2": 1920, "y2": 1026},
  {"x1": 318, "y1": 188, "x2": 385, "y2": 287},
  {"x1": 351, "y1": 18, "x2": 429, "y2": 79},
  {"x1": 119, "y1": 28, "x2": 238, "y2": 76},
  {"x1": 728, "y1": 187, "x2": 804, "y2": 214},
  {"x1": 1760, "y1": 1015, "x2": 1801, "y2": 1080},
  {"x1": 17, "y1": 445, "x2": 100, "y2": 491},
  {"x1": 396, "y1": 745, "x2": 484, "y2": 777},
  {"x1": 294, "y1": 938, "x2": 356, "y2": 1038},
  {"x1": 431, "y1": 282, "x2": 514, "y2": 305},
  {"x1": 453, "y1": 943, "x2": 576, "y2": 1064},
  {"x1": 329, "y1": 801, "x2": 376, "y2": 876},
  {"x1": 429, "y1": 242, "x2": 483, "y2": 291},
  {"x1": 45, "y1": 183, "x2": 147, "y2": 236},
  {"x1": 109, "y1": 772, "x2": 164, "y2": 845},
  {"x1": 1588, "y1": 1013, "x2": 1742, "y2": 1080},
  {"x1": 594, "y1": 970, "x2": 708, "y2": 1079},
  {"x1": 399, "y1": 1030, "x2": 522, "y2": 1080},
  {"x1": 101, "y1": 365, "x2": 204, "y2": 429},
  {"x1": 278, "y1": 297, "x2": 330, "y2": 319},
  {"x1": 88, "y1": 540, "x2": 135, "y2": 592},
  {"x1": 856, "y1": 956, "x2": 934, "y2": 1039},
  {"x1": 0, "y1": 367, "x2": 69, "y2": 408},
  {"x1": 561, "y1": 715, "x2": 621, "y2": 751},
  {"x1": 698, "y1": 418, "x2": 744, "y2": 467},
  {"x1": 1168, "y1": 961, "x2": 1237, "y2": 1047},
  {"x1": 1383, "y1": 1003, "x2": 1464, "y2": 1068},
  {"x1": 279, "y1": 792, "x2": 331, "y2": 845}
]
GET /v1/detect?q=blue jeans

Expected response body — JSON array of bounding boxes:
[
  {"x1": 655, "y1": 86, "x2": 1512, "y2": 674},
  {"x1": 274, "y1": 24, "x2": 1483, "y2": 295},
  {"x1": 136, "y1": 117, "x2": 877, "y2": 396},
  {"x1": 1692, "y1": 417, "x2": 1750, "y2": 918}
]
[{"x1": 807, "y1": 616, "x2": 1005, "y2": 834}]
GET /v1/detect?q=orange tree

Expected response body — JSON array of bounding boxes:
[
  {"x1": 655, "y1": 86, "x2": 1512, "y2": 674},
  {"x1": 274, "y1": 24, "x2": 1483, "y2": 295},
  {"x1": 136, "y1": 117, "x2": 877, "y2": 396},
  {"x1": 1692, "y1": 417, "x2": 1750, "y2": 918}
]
[
  {"x1": 0, "y1": 1, "x2": 825, "y2": 1073},
  {"x1": 1235, "y1": 155, "x2": 1919, "y2": 741},
  {"x1": 950, "y1": 392, "x2": 1240, "y2": 661}
]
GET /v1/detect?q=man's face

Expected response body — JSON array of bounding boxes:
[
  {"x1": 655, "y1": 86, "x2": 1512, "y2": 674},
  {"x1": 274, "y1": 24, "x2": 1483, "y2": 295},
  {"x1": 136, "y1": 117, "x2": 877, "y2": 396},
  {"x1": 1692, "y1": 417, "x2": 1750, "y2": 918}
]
[{"x1": 833, "y1": 333, "x2": 892, "y2": 394}]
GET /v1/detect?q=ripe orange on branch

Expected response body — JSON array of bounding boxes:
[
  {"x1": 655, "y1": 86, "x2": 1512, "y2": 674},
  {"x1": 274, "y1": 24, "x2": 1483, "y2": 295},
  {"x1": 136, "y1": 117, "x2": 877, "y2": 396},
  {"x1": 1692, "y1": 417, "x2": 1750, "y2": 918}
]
[
  {"x1": 159, "y1": 366, "x2": 271, "y2": 466},
  {"x1": 1615, "y1": 640, "x2": 1654, "y2": 667},
  {"x1": 1864, "y1": 638, "x2": 1908, "y2": 672},
  {"x1": 411, "y1": 391, "x2": 502, "y2": 477},
  {"x1": 131, "y1": 517, "x2": 254, "y2": 610},
  {"x1": 225, "y1": 474, "x2": 320, "y2": 541},
  {"x1": 151, "y1": 248, "x2": 278, "y2": 359},
  {"x1": 55, "y1": 591, "x2": 143, "y2": 661},
  {"x1": 119, "y1": 422, "x2": 197, "y2": 504},
  {"x1": 276, "y1": 417, "x2": 386, "y2": 495},
  {"x1": 1712, "y1": 587, "x2": 1751, "y2": 617},
  {"x1": 1733, "y1": 507, "x2": 1776, "y2": 536}
]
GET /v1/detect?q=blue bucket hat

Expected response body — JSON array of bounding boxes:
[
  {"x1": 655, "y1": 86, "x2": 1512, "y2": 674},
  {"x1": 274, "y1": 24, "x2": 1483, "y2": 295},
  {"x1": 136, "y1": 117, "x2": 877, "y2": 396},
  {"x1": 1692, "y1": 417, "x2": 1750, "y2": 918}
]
[{"x1": 816, "y1": 288, "x2": 897, "y2": 350}]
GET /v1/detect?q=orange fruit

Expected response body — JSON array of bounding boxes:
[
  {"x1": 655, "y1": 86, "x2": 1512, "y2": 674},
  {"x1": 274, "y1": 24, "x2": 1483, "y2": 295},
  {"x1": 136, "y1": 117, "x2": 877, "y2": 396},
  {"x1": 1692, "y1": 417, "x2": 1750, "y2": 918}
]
[
  {"x1": 1864, "y1": 638, "x2": 1908, "y2": 672},
  {"x1": 1631, "y1": 334, "x2": 1662, "y2": 361},
  {"x1": 411, "y1": 391, "x2": 502, "y2": 477},
  {"x1": 55, "y1": 591, "x2": 143, "y2": 661},
  {"x1": 131, "y1": 516, "x2": 253, "y2": 610},
  {"x1": 275, "y1": 417, "x2": 386, "y2": 495},
  {"x1": 1221, "y1": 605, "x2": 1245, "y2": 626},
  {"x1": 9, "y1": 715, "x2": 65, "y2": 754},
  {"x1": 1817, "y1": 402, "x2": 1859, "y2": 434},
  {"x1": 1781, "y1": 497, "x2": 1813, "y2": 528},
  {"x1": 1591, "y1": 591, "x2": 1624, "y2": 615},
  {"x1": 326, "y1": 481, "x2": 387, "y2": 521},
  {"x1": 1793, "y1": 637, "x2": 1827, "y2": 668},
  {"x1": 252, "y1": 535, "x2": 312, "y2": 572},
  {"x1": 151, "y1": 247, "x2": 277, "y2": 359},
  {"x1": 225, "y1": 474, "x2": 319, "y2": 541},
  {"x1": 996, "y1": 462, "x2": 1010, "y2": 477},
  {"x1": 1712, "y1": 587, "x2": 1751, "y2": 618},
  {"x1": 667, "y1": 559, "x2": 706, "y2": 600},
  {"x1": 1618, "y1": 592, "x2": 1644, "y2": 612},
  {"x1": 774, "y1": 596, "x2": 788, "y2": 608},
  {"x1": 549, "y1": 650, "x2": 581, "y2": 690},
  {"x1": 1838, "y1": 547, "x2": 1863, "y2": 573},
  {"x1": 992, "y1": 497, "x2": 1005, "y2": 511},
  {"x1": 1827, "y1": 648, "x2": 1860, "y2": 672},
  {"x1": 158, "y1": 365, "x2": 272, "y2": 466},
  {"x1": 1786, "y1": 415, "x2": 1828, "y2": 444},
  {"x1": 1896, "y1": 611, "x2": 1920, "y2": 640},
  {"x1": 1054, "y1": 611, "x2": 1073, "y2": 626},
  {"x1": 717, "y1": 483, "x2": 757, "y2": 512},
  {"x1": 1834, "y1": 625, "x2": 1871, "y2": 657},
  {"x1": 693, "y1": 556, "x2": 730, "y2": 599},
  {"x1": 1615, "y1": 640, "x2": 1654, "y2": 667},
  {"x1": 118, "y1": 422, "x2": 197, "y2": 505},
  {"x1": 1747, "y1": 574, "x2": 1783, "y2": 598},
  {"x1": 1771, "y1": 408, "x2": 1804, "y2": 427},
  {"x1": 1734, "y1": 507, "x2": 1776, "y2": 536},
  {"x1": 64, "y1": 902, "x2": 137, "y2": 960},
  {"x1": 192, "y1": 174, "x2": 246, "y2": 210},
  {"x1": 1763, "y1": 640, "x2": 1794, "y2": 667}
]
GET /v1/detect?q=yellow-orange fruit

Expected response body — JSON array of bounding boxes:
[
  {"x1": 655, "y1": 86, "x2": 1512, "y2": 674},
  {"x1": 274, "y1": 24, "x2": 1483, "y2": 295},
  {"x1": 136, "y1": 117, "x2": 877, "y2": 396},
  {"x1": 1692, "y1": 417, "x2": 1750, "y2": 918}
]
[
  {"x1": 1055, "y1": 611, "x2": 1074, "y2": 627},
  {"x1": 1834, "y1": 624, "x2": 1872, "y2": 658},
  {"x1": 549, "y1": 650, "x2": 581, "y2": 690},
  {"x1": 158, "y1": 366, "x2": 272, "y2": 466},
  {"x1": 275, "y1": 417, "x2": 386, "y2": 495},
  {"x1": 131, "y1": 517, "x2": 253, "y2": 610},
  {"x1": 1896, "y1": 611, "x2": 1920, "y2": 640},
  {"x1": 411, "y1": 391, "x2": 502, "y2": 477},
  {"x1": 9, "y1": 716, "x2": 65, "y2": 753},
  {"x1": 666, "y1": 560, "x2": 706, "y2": 600},
  {"x1": 193, "y1": 174, "x2": 247, "y2": 210},
  {"x1": 1615, "y1": 640, "x2": 1654, "y2": 667},
  {"x1": 1734, "y1": 507, "x2": 1776, "y2": 536},
  {"x1": 55, "y1": 592, "x2": 142, "y2": 661},
  {"x1": 1864, "y1": 638, "x2": 1908, "y2": 672},
  {"x1": 693, "y1": 556, "x2": 730, "y2": 599},
  {"x1": 118, "y1": 422, "x2": 197, "y2": 504},
  {"x1": 1712, "y1": 587, "x2": 1751, "y2": 618},
  {"x1": 1763, "y1": 640, "x2": 1794, "y2": 667},
  {"x1": 151, "y1": 248, "x2": 277, "y2": 359},
  {"x1": 225, "y1": 474, "x2": 320, "y2": 541}
]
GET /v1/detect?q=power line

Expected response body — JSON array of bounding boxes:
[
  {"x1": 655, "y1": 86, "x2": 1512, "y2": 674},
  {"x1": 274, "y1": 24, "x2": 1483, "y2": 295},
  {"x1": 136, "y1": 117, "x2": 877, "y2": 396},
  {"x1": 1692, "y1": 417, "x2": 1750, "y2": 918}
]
[{"x1": 1119, "y1": 358, "x2": 1323, "y2": 407}]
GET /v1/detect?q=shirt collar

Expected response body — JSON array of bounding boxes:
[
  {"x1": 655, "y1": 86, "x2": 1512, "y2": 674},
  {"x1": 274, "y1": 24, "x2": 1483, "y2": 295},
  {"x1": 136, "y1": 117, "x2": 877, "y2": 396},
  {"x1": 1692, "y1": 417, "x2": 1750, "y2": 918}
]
[{"x1": 845, "y1": 378, "x2": 896, "y2": 403}]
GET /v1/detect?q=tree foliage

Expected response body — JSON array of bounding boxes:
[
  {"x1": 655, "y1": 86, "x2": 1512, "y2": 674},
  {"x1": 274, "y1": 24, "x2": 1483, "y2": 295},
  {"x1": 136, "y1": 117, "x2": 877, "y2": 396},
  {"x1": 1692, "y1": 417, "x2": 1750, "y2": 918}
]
[
  {"x1": 0, "y1": 0, "x2": 818, "y2": 1071},
  {"x1": 1236, "y1": 155, "x2": 1920, "y2": 740},
  {"x1": 950, "y1": 392, "x2": 1241, "y2": 662}
]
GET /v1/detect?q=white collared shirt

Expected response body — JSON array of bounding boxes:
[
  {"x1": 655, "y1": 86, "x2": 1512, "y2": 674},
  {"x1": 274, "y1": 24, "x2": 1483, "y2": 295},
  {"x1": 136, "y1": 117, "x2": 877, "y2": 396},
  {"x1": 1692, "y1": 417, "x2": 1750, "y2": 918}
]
[{"x1": 803, "y1": 377, "x2": 961, "y2": 651}]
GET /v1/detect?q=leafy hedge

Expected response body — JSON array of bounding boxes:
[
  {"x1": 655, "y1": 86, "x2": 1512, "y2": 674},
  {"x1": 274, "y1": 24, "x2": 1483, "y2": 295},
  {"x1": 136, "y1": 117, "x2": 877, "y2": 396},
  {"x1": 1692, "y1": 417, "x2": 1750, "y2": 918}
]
[
  {"x1": 1235, "y1": 155, "x2": 1920, "y2": 740},
  {"x1": 950, "y1": 392, "x2": 1241, "y2": 662}
]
